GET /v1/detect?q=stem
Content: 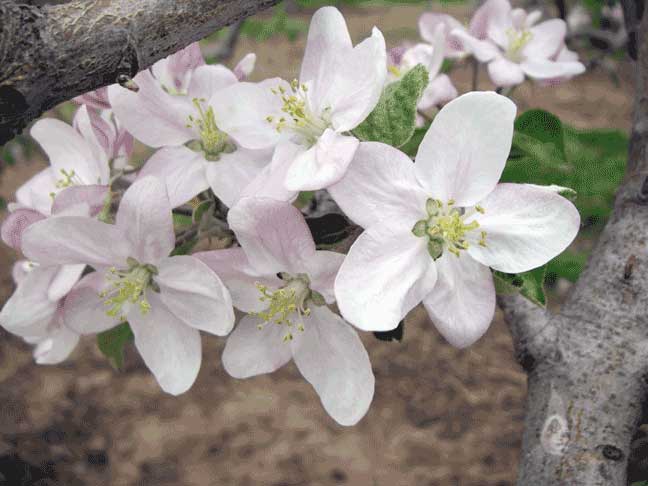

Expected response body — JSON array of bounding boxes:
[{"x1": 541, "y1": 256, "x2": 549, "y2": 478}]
[
  {"x1": 471, "y1": 57, "x2": 479, "y2": 91},
  {"x1": 504, "y1": 5, "x2": 648, "y2": 485}
]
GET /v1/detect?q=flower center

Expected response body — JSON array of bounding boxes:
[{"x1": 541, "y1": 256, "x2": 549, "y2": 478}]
[
  {"x1": 412, "y1": 198, "x2": 487, "y2": 260},
  {"x1": 99, "y1": 257, "x2": 159, "y2": 321},
  {"x1": 187, "y1": 98, "x2": 235, "y2": 159},
  {"x1": 251, "y1": 273, "x2": 324, "y2": 342},
  {"x1": 266, "y1": 80, "x2": 332, "y2": 147},
  {"x1": 505, "y1": 28, "x2": 533, "y2": 61},
  {"x1": 388, "y1": 64, "x2": 403, "y2": 79}
]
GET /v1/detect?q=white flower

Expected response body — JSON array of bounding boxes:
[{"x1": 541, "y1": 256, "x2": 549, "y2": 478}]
[
  {"x1": 331, "y1": 92, "x2": 580, "y2": 347},
  {"x1": 450, "y1": 1, "x2": 585, "y2": 87},
  {"x1": 388, "y1": 25, "x2": 457, "y2": 112},
  {"x1": 0, "y1": 261, "x2": 80, "y2": 365},
  {"x1": 195, "y1": 197, "x2": 374, "y2": 425},
  {"x1": 209, "y1": 7, "x2": 387, "y2": 192},
  {"x1": 109, "y1": 43, "x2": 269, "y2": 208},
  {"x1": 20, "y1": 176, "x2": 235, "y2": 395}
]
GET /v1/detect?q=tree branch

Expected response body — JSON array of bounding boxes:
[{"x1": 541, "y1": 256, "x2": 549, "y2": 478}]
[
  {"x1": 504, "y1": 3, "x2": 648, "y2": 484},
  {"x1": 0, "y1": 0, "x2": 280, "y2": 145}
]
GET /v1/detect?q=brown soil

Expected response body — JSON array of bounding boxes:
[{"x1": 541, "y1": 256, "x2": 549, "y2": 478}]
[{"x1": 0, "y1": 4, "x2": 639, "y2": 486}]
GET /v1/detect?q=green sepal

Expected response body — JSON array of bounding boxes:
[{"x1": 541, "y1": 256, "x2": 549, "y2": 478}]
[
  {"x1": 192, "y1": 200, "x2": 213, "y2": 225},
  {"x1": 353, "y1": 64, "x2": 429, "y2": 148},
  {"x1": 172, "y1": 213, "x2": 193, "y2": 230},
  {"x1": 493, "y1": 265, "x2": 547, "y2": 307},
  {"x1": 97, "y1": 322, "x2": 134, "y2": 370}
]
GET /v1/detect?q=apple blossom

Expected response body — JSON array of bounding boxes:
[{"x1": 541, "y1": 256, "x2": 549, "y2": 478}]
[
  {"x1": 1, "y1": 105, "x2": 114, "y2": 251},
  {"x1": 330, "y1": 92, "x2": 580, "y2": 348},
  {"x1": 418, "y1": 0, "x2": 509, "y2": 59},
  {"x1": 209, "y1": 6, "x2": 387, "y2": 192},
  {"x1": 0, "y1": 261, "x2": 80, "y2": 365},
  {"x1": 450, "y1": 1, "x2": 585, "y2": 87},
  {"x1": 388, "y1": 25, "x2": 457, "y2": 113},
  {"x1": 195, "y1": 197, "x2": 374, "y2": 425},
  {"x1": 109, "y1": 43, "x2": 268, "y2": 208},
  {"x1": 20, "y1": 177, "x2": 235, "y2": 395}
]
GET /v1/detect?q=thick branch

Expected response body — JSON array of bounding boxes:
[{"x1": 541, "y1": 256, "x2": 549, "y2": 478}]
[
  {"x1": 506, "y1": 3, "x2": 648, "y2": 484},
  {"x1": 0, "y1": 0, "x2": 280, "y2": 145}
]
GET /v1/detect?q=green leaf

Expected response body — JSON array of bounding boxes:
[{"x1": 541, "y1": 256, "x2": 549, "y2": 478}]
[
  {"x1": 400, "y1": 126, "x2": 428, "y2": 158},
  {"x1": 172, "y1": 213, "x2": 193, "y2": 230},
  {"x1": 353, "y1": 64, "x2": 429, "y2": 148},
  {"x1": 493, "y1": 266, "x2": 547, "y2": 307},
  {"x1": 97, "y1": 323, "x2": 134, "y2": 370},
  {"x1": 510, "y1": 109, "x2": 567, "y2": 167},
  {"x1": 171, "y1": 238, "x2": 198, "y2": 256},
  {"x1": 192, "y1": 200, "x2": 213, "y2": 225}
]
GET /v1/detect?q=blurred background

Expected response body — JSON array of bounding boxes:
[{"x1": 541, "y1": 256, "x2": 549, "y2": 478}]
[{"x1": 1, "y1": 1, "x2": 646, "y2": 485}]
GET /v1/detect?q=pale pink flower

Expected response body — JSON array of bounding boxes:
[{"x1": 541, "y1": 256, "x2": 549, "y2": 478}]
[
  {"x1": 21, "y1": 177, "x2": 235, "y2": 395},
  {"x1": 451, "y1": 1, "x2": 585, "y2": 87},
  {"x1": 209, "y1": 7, "x2": 387, "y2": 192},
  {"x1": 330, "y1": 92, "x2": 580, "y2": 347},
  {"x1": 0, "y1": 261, "x2": 80, "y2": 364},
  {"x1": 418, "y1": 0, "x2": 509, "y2": 59},
  {"x1": 195, "y1": 197, "x2": 374, "y2": 425},
  {"x1": 109, "y1": 43, "x2": 268, "y2": 208},
  {"x1": 388, "y1": 25, "x2": 457, "y2": 111},
  {"x1": 1, "y1": 106, "x2": 113, "y2": 252}
]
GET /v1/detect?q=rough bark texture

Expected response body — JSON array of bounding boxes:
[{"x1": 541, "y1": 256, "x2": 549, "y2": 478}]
[
  {"x1": 500, "y1": 3, "x2": 648, "y2": 484},
  {"x1": 0, "y1": 0, "x2": 280, "y2": 145}
]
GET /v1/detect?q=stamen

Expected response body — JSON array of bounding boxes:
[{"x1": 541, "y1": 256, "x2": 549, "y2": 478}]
[
  {"x1": 251, "y1": 275, "x2": 315, "y2": 342},
  {"x1": 187, "y1": 98, "x2": 232, "y2": 158},
  {"x1": 99, "y1": 258, "x2": 157, "y2": 321},
  {"x1": 266, "y1": 80, "x2": 331, "y2": 146},
  {"x1": 505, "y1": 28, "x2": 533, "y2": 61},
  {"x1": 413, "y1": 199, "x2": 487, "y2": 260}
]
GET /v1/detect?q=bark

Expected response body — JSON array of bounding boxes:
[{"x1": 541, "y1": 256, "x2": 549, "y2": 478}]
[
  {"x1": 501, "y1": 3, "x2": 648, "y2": 484},
  {"x1": 0, "y1": 0, "x2": 280, "y2": 145}
]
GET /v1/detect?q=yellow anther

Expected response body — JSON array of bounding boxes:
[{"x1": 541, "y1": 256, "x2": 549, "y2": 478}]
[
  {"x1": 475, "y1": 205, "x2": 485, "y2": 214},
  {"x1": 505, "y1": 28, "x2": 533, "y2": 60},
  {"x1": 99, "y1": 261, "x2": 157, "y2": 320},
  {"x1": 388, "y1": 65, "x2": 402, "y2": 78}
]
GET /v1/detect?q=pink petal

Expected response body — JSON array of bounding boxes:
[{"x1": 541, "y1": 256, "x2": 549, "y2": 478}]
[
  {"x1": 52, "y1": 185, "x2": 109, "y2": 217},
  {"x1": 488, "y1": 57, "x2": 526, "y2": 87},
  {"x1": 328, "y1": 141, "x2": 426, "y2": 229},
  {"x1": 0, "y1": 265, "x2": 59, "y2": 334},
  {"x1": 291, "y1": 305, "x2": 374, "y2": 426},
  {"x1": 15, "y1": 168, "x2": 57, "y2": 215},
  {"x1": 73, "y1": 87, "x2": 111, "y2": 110},
  {"x1": 415, "y1": 91, "x2": 516, "y2": 206},
  {"x1": 222, "y1": 314, "x2": 292, "y2": 378},
  {"x1": 1, "y1": 208, "x2": 46, "y2": 250},
  {"x1": 470, "y1": 0, "x2": 511, "y2": 39},
  {"x1": 525, "y1": 19, "x2": 567, "y2": 60},
  {"x1": 129, "y1": 291, "x2": 202, "y2": 396},
  {"x1": 156, "y1": 255, "x2": 235, "y2": 336},
  {"x1": 138, "y1": 146, "x2": 209, "y2": 208},
  {"x1": 33, "y1": 323, "x2": 80, "y2": 365},
  {"x1": 47, "y1": 264, "x2": 85, "y2": 301},
  {"x1": 73, "y1": 104, "x2": 114, "y2": 176},
  {"x1": 116, "y1": 176, "x2": 175, "y2": 265},
  {"x1": 208, "y1": 79, "x2": 284, "y2": 150},
  {"x1": 239, "y1": 143, "x2": 299, "y2": 203},
  {"x1": 419, "y1": 13, "x2": 467, "y2": 57},
  {"x1": 187, "y1": 64, "x2": 238, "y2": 101},
  {"x1": 418, "y1": 73, "x2": 458, "y2": 110},
  {"x1": 194, "y1": 248, "x2": 283, "y2": 313},
  {"x1": 233, "y1": 53, "x2": 256, "y2": 81},
  {"x1": 63, "y1": 271, "x2": 119, "y2": 334},
  {"x1": 108, "y1": 70, "x2": 197, "y2": 148},
  {"x1": 228, "y1": 197, "x2": 316, "y2": 276},
  {"x1": 450, "y1": 30, "x2": 499, "y2": 62},
  {"x1": 22, "y1": 216, "x2": 130, "y2": 268},
  {"x1": 300, "y1": 6, "x2": 353, "y2": 85},
  {"x1": 423, "y1": 254, "x2": 495, "y2": 348},
  {"x1": 334, "y1": 222, "x2": 437, "y2": 332},
  {"x1": 31, "y1": 118, "x2": 105, "y2": 186},
  {"x1": 316, "y1": 28, "x2": 387, "y2": 132},
  {"x1": 152, "y1": 42, "x2": 205, "y2": 94},
  {"x1": 520, "y1": 58, "x2": 585, "y2": 81},
  {"x1": 285, "y1": 129, "x2": 359, "y2": 191},
  {"x1": 204, "y1": 148, "x2": 270, "y2": 208},
  {"x1": 466, "y1": 183, "x2": 580, "y2": 273},
  {"x1": 303, "y1": 250, "x2": 345, "y2": 304}
]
